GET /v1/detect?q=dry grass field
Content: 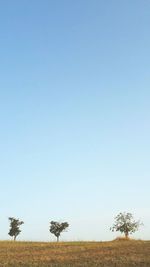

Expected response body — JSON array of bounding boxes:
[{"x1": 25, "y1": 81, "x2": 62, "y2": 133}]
[{"x1": 0, "y1": 240, "x2": 149, "y2": 267}]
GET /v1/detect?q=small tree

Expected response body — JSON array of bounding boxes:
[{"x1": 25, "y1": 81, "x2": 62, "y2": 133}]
[
  {"x1": 8, "y1": 217, "x2": 24, "y2": 241},
  {"x1": 49, "y1": 221, "x2": 69, "y2": 242},
  {"x1": 110, "y1": 212, "x2": 142, "y2": 239}
]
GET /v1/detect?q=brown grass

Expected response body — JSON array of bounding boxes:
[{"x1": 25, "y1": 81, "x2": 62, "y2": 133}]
[{"x1": 0, "y1": 240, "x2": 149, "y2": 266}]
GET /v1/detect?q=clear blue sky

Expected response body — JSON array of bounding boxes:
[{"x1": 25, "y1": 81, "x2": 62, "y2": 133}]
[{"x1": 0, "y1": 0, "x2": 149, "y2": 241}]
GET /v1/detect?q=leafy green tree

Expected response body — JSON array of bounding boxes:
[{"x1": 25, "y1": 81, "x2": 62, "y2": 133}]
[
  {"x1": 8, "y1": 217, "x2": 24, "y2": 241},
  {"x1": 110, "y1": 212, "x2": 142, "y2": 239},
  {"x1": 49, "y1": 221, "x2": 69, "y2": 242}
]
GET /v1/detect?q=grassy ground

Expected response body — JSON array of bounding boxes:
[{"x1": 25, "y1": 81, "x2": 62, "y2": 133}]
[{"x1": 0, "y1": 240, "x2": 149, "y2": 267}]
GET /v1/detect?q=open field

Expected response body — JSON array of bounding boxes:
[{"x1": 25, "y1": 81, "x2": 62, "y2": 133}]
[{"x1": 0, "y1": 240, "x2": 149, "y2": 267}]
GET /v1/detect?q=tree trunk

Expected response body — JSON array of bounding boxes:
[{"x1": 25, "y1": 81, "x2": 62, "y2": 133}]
[
  {"x1": 125, "y1": 232, "x2": 129, "y2": 239},
  {"x1": 14, "y1": 236, "x2": 16, "y2": 241},
  {"x1": 57, "y1": 236, "x2": 59, "y2": 242}
]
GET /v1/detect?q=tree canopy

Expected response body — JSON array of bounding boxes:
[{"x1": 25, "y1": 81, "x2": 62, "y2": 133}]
[
  {"x1": 49, "y1": 221, "x2": 69, "y2": 242},
  {"x1": 8, "y1": 217, "x2": 24, "y2": 241},
  {"x1": 110, "y1": 212, "x2": 142, "y2": 239}
]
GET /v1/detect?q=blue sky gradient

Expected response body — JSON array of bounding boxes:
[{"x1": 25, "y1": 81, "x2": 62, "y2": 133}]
[{"x1": 0, "y1": 0, "x2": 150, "y2": 241}]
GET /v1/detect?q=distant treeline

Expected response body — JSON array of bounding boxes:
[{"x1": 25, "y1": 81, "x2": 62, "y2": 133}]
[{"x1": 7, "y1": 212, "x2": 143, "y2": 241}]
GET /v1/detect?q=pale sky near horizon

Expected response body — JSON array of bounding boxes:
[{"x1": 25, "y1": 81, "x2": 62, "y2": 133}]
[{"x1": 0, "y1": 0, "x2": 150, "y2": 241}]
